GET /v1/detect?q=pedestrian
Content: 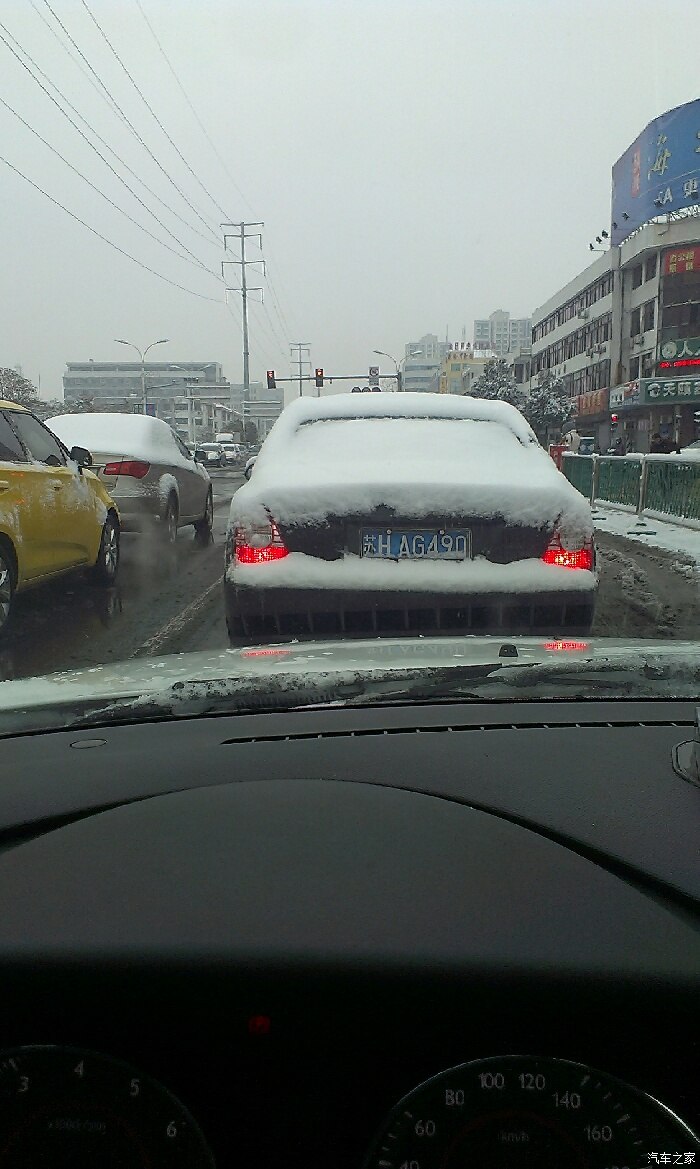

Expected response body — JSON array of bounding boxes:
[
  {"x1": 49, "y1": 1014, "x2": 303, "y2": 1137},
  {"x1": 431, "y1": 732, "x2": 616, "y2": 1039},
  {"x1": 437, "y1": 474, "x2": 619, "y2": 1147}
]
[
  {"x1": 650, "y1": 432, "x2": 663, "y2": 454},
  {"x1": 609, "y1": 437, "x2": 625, "y2": 456}
]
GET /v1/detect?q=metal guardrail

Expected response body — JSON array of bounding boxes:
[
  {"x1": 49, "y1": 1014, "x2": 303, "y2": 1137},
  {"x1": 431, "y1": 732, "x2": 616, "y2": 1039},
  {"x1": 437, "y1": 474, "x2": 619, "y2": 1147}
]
[{"x1": 561, "y1": 453, "x2": 700, "y2": 524}]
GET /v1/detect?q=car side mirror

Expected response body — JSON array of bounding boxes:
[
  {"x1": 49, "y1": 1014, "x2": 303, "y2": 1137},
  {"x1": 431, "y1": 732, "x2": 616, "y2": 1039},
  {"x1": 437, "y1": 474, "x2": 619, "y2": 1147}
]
[
  {"x1": 70, "y1": 445, "x2": 93, "y2": 468},
  {"x1": 244, "y1": 457, "x2": 256, "y2": 480}
]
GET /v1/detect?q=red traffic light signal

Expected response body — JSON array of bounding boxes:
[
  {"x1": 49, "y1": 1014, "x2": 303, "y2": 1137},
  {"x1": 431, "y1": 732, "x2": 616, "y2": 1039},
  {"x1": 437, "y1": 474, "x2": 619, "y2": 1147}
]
[
  {"x1": 266, "y1": 370, "x2": 276, "y2": 390},
  {"x1": 610, "y1": 413, "x2": 619, "y2": 424},
  {"x1": 315, "y1": 368, "x2": 324, "y2": 388}
]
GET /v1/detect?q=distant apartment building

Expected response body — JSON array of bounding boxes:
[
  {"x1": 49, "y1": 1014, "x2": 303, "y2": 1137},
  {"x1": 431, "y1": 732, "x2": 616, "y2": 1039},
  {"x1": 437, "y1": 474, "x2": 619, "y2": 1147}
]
[
  {"x1": 402, "y1": 333, "x2": 449, "y2": 393},
  {"x1": 473, "y1": 311, "x2": 531, "y2": 358}
]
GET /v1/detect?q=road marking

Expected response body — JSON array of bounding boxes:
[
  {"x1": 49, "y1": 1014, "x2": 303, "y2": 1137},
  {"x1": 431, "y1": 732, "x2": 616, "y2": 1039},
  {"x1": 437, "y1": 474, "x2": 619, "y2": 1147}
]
[{"x1": 132, "y1": 575, "x2": 223, "y2": 658}]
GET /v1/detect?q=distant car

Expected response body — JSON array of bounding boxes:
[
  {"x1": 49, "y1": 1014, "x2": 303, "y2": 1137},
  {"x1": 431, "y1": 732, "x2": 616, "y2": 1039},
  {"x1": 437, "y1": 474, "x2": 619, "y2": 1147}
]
[
  {"x1": 47, "y1": 413, "x2": 213, "y2": 546},
  {"x1": 196, "y1": 442, "x2": 227, "y2": 469},
  {"x1": 225, "y1": 392, "x2": 598, "y2": 645},
  {"x1": 220, "y1": 442, "x2": 245, "y2": 467},
  {"x1": 243, "y1": 456, "x2": 256, "y2": 480},
  {"x1": 0, "y1": 401, "x2": 120, "y2": 635}
]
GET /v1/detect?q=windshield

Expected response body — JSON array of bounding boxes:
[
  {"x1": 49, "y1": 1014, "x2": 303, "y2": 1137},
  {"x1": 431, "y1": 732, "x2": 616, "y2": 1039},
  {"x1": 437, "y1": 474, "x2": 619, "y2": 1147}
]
[{"x1": 1, "y1": 0, "x2": 700, "y2": 729}]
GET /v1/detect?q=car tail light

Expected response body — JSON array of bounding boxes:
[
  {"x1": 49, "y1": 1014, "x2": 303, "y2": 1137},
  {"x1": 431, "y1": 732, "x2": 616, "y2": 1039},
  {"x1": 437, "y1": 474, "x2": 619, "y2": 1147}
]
[
  {"x1": 541, "y1": 530, "x2": 594, "y2": 571},
  {"x1": 104, "y1": 460, "x2": 150, "y2": 479},
  {"x1": 234, "y1": 520, "x2": 289, "y2": 564}
]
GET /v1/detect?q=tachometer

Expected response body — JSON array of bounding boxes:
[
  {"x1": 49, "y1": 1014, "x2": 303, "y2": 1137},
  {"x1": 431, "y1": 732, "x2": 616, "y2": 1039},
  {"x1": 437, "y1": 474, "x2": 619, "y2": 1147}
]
[
  {"x1": 364, "y1": 1055, "x2": 698, "y2": 1169},
  {"x1": 0, "y1": 1045, "x2": 214, "y2": 1166}
]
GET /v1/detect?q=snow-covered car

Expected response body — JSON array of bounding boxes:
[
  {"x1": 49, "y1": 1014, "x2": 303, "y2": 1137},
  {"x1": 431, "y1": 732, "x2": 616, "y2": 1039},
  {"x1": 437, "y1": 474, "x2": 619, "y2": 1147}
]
[
  {"x1": 224, "y1": 393, "x2": 598, "y2": 644},
  {"x1": 47, "y1": 413, "x2": 213, "y2": 545},
  {"x1": 195, "y1": 442, "x2": 227, "y2": 469}
]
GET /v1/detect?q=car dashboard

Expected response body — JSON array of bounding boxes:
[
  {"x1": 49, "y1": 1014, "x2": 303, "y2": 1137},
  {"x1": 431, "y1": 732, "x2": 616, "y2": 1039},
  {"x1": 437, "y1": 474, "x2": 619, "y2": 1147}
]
[{"x1": 0, "y1": 696, "x2": 698, "y2": 1167}]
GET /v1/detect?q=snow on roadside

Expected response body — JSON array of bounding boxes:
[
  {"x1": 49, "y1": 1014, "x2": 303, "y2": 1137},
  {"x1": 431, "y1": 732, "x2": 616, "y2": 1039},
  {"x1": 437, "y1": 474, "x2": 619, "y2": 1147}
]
[{"x1": 593, "y1": 504, "x2": 700, "y2": 577}]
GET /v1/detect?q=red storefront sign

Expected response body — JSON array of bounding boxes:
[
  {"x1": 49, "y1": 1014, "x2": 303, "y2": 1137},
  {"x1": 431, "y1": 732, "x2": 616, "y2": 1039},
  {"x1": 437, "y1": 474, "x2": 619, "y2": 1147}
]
[
  {"x1": 663, "y1": 246, "x2": 700, "y2": 275},
  {"x1": 576, "y1": 388, "x2": 608, "y2": 416}
]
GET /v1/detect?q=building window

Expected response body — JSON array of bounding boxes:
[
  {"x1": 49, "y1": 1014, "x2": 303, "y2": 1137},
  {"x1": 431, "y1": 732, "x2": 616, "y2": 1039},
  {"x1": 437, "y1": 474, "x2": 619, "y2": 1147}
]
[
  {"x1": 630, "y1": 307, "x2": 641, "y2": 336},
  {"x1": 641, "y1": 352, "x2": 655, "y2": 377},
  {"x1": 631, "y1": 264, "x2": 643, "y2": 289},
  {"x1": 629, "y1": 355, "x2": 640, "y2": 379},
  {"x1": 645, "y1": 255, "x2": 658, "y2": 281},
  {"x1": 643, "y1": 300, "x2": 655, "y2": 331}
]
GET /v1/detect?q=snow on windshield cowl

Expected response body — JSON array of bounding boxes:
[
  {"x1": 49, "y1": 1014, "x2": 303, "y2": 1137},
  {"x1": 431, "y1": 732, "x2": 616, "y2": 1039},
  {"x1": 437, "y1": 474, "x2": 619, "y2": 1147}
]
[{"x1": 228, "y1": 392, "x2": 593, "y2": 540}]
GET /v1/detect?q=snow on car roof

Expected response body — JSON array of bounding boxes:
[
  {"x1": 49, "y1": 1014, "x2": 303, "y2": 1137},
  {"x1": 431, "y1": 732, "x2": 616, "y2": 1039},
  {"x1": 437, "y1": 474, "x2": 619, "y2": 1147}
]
[
  {"x1": 277, "y1": 390, "x2": 539, "y2": 446},
  {"x1": 231, "y1": 393, "x2": 592, "y2": 533},
  {"x1": 46, "y1": 412, "x2": 189, "y2": 467}
]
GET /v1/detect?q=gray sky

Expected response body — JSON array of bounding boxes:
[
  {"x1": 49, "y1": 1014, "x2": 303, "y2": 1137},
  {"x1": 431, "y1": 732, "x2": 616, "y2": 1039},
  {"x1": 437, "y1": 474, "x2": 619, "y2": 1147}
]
[{"x1": 1, "y1": 0, "x2": 698, "y2": 398}]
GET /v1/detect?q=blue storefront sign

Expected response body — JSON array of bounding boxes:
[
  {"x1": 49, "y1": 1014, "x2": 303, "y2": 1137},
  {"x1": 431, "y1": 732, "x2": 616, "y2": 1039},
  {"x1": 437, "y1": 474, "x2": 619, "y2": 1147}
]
[{"x1": 611, "y1": 98, "x2": 700, "y2": 246}]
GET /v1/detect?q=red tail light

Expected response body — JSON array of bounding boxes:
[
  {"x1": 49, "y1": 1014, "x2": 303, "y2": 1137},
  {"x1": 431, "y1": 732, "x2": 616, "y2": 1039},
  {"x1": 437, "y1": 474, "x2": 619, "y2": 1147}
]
[
  {"x1": 541, "y1": 530, "x2": 594, "y2": 571},
  {"x1": 104, "y1": 460, "x2": 150, "y2": 479},
  {"x1": 234, "y1": 520, "x2": 289, "y2": 564}
]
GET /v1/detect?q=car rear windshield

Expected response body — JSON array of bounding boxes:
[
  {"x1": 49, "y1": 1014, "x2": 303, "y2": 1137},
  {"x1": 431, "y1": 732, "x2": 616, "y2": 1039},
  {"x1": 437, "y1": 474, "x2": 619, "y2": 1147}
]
[{"x1": 276, "y1": 416, "x2": 526, "y2": 482}]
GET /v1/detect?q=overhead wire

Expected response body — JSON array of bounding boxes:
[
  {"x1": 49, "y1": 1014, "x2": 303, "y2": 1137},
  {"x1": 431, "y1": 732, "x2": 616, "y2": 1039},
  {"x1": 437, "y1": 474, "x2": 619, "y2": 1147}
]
[
  {"x1": 133, "y1": 0, "x2": 295, "y2": 349},
  {"x1": 0, "y1": 152, "x2": 223, "y2": 302},
  {"x1": 0, "y1": 20, "x2": 220, "y2": 274},
  {"x1": 25, "y1": 0, "x2": 221, "y2": 248},
  {"x1": 77, "y1": 0, "x2": 230, "y2": 227},
  {"x1": 40, "y1": 0, "x2": 220, "y2": 242},
  {"x1": 133, "y1": 0, "x2": 254, "y2": 217},
  {"x1": 0, "y1": 88, "x2": 223, "y2": 278}
]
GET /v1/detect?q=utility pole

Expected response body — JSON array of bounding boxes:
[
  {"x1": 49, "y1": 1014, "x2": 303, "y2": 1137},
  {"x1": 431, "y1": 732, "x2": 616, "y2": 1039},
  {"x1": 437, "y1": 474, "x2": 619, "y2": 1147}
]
[
  {"x1": 290, "y1": 342, "x2": 311, "y2": 397},
  {"x1": 222, "y1": 222, "x2": 264, "y2": 439}
]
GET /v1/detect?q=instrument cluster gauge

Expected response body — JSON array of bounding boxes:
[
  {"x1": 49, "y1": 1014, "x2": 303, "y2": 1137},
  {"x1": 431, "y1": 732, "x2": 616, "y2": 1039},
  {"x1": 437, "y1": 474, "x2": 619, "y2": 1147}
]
[
  {"x1": 0, "y1": 1045, "x2": 215, "y2": 1166},
  {"x1": 364, "y1": 1055, "x2": 699, "y2": 1169}
]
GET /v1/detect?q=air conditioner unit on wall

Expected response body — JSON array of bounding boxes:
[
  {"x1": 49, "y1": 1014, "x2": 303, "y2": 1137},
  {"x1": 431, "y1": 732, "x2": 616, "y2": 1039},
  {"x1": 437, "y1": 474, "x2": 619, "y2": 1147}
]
[
  {"x1": 634, "y1": 334, "x2": 645, "y2": 346},
  {"x1": 577, "y1": 309, "x2": 589, "y2": 320}
]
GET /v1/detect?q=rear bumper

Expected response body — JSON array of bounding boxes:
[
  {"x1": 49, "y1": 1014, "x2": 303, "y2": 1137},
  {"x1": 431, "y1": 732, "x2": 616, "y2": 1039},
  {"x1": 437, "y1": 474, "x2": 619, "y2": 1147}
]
[
  {"x1": 225, "y1": 582, "x2": 596, "y2": 644},
  {"x1": 108, "y1": 494, "x2": 164, "y2": 530}
]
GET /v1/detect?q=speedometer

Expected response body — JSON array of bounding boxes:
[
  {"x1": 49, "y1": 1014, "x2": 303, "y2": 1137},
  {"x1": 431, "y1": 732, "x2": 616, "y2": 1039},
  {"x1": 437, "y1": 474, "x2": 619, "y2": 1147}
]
[
  {"x1": 0, "y1": 1045, "x2": 214, "y2": 1166},
  {"x1": 364, "y1": 1055, "x2": 699, "y2": 1169}
]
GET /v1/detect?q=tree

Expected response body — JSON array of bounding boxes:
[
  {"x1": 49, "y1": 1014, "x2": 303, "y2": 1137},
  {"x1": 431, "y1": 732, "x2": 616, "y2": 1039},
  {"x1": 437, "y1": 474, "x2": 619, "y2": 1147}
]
[
  {"x1": 469, "y1": 359, "x2": 526, "y2": 411},
  {"x1": 0, "y1": 367, "x2": 39, "y2": 408},
  {"x1": 244, "y1": 420, "x2": 258, "y2": 443},
  {"x1": 523, "y1": 371, "x2": 575, "y2": 444}
]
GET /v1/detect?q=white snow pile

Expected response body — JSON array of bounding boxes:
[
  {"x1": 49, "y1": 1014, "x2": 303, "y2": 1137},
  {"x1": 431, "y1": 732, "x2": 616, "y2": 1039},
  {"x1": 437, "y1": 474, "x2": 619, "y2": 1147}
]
[
  {"x1": 231, "y1": 392, "x2": 592, "y2": 533},
  {"x1": 593, "y1": 505, "x2": 700, "y2": 577},
  {"x1": 47, "y1": 413, "x2": 192, "y2": 470}
]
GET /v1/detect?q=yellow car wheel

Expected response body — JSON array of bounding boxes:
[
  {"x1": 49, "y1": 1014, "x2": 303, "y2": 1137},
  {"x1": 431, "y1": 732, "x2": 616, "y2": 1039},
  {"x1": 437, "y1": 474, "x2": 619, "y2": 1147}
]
[
  {"x1": 0, "y1": 543, "x2": 15, "y2": 635},
  {"x1": 91, "y1": 515, "x2": 120, "y2": 586}
]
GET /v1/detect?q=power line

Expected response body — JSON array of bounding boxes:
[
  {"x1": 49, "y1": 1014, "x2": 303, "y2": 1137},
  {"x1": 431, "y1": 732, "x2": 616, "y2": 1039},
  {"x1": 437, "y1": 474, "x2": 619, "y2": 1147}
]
[
  {"x1": 0, "y1": 151, "x2": 223, "y2": 302},
  {"x1": 40, "y1": 0, "x2": 220, "y2": 242},
  {"x1": 0, "y1": 19, "x2": 219, "y2": 274},
  {"x1": 0, "y1": 88, "x2": 222, "y2": 278},
  {"x1": 132, "y1": 0, "x2": 296, "y2": 345},
  {"x1": 25, "y1": 0, "x2": 220, "y2": 248},
  {"x1": 133, "y1": 0, "x2": 253, "y2": 216},
  {"x1": 78, "y1": 0, "x2": 229, "y2": 228},
  {"x1": 0, "y1": 20, "x2": 219, "y2": 273}
]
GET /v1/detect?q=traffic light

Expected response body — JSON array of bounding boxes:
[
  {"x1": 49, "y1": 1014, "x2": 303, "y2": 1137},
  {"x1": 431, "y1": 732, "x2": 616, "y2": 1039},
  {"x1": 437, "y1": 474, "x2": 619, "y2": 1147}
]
[
  {"x1": 610, "y1": 413, "x2": 619, "y2": 430},
  {"x1": 315, "y1": 368, "x2": 324, "y2": 388},
  {"x1": 266, "y1": 370, "x2": 276, "y2": 390}
]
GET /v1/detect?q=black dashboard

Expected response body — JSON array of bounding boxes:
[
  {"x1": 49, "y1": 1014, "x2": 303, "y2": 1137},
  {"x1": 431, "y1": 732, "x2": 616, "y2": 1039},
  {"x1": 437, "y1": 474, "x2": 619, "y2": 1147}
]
[{"x1": 0, "y1": 697, "x2": 698, "y2": 1166}]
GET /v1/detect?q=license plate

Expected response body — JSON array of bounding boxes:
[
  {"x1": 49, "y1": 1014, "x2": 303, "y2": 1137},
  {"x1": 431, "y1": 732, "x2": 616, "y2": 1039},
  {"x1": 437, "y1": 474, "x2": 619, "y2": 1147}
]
[{"x1": 360, "y1": 528, "x2": 471, "y2": 560}]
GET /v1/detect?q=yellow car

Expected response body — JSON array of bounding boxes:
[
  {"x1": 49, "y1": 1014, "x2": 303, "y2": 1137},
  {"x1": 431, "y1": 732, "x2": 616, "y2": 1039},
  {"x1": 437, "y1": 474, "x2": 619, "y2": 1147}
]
[{"x1": 0, "y1": 400, "x2": 120, "y2": 634}]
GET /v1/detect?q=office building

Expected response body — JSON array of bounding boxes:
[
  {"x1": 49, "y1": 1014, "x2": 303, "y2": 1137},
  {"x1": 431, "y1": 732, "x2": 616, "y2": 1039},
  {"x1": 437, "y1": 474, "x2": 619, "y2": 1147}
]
[{"x1": 402, "y1": 334, "x2": 449, "y2": 393}]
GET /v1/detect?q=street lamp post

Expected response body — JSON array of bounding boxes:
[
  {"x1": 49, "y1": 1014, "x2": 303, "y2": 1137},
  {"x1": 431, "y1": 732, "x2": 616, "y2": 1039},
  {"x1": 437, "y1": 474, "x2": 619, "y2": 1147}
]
[
  {"x1": 373, "y1": 348, "x2": 423, "y2": 392},
  {"x1": 114, "y1": 338, "x2": 170, "y2": 414}
]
